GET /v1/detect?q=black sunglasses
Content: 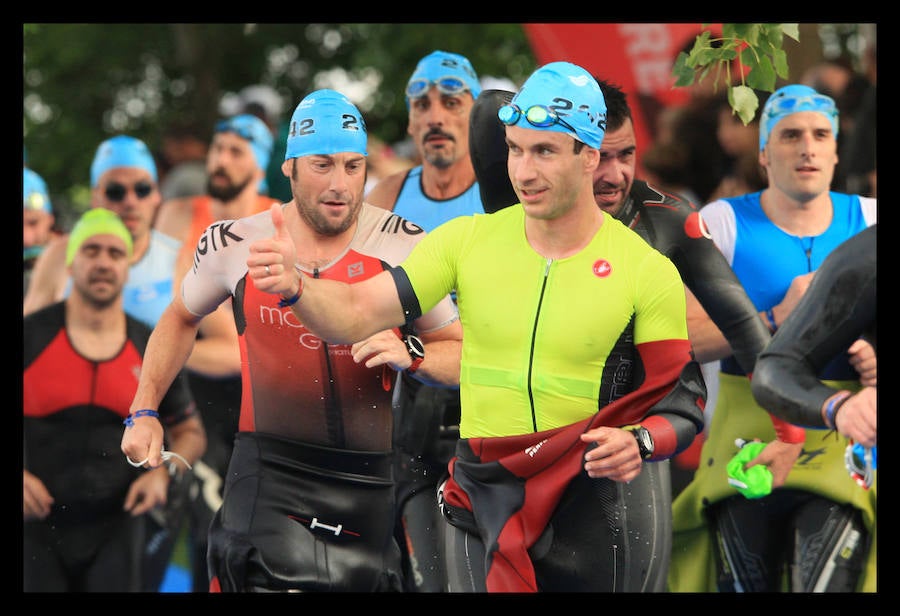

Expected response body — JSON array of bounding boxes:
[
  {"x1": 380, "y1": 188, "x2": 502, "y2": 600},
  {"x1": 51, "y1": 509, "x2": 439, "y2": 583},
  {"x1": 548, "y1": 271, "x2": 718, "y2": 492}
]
[{"x1": 104, "y1": 181, "x2": 154, "y2": 202}]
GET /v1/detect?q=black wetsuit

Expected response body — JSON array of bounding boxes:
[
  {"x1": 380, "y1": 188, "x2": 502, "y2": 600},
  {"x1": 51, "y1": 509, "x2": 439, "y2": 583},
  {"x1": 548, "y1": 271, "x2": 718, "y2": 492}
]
[
  {"x1": 23, "y1": 302, "x2": 196, "y2": 592},
  {"x1": 752, "y1": 225, "x2": 876, "y2": 427}
]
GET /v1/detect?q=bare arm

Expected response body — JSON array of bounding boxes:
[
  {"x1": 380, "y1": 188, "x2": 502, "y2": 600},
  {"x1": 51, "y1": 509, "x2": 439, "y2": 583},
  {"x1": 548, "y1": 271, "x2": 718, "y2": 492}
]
[
  {"x1": 248, "y1": 203, "x2": 407, "y2": 343},
  {"x1": 121, "y1": 298, "x2": 204, "y2": 469},
  {"x1": 365, "y1": 171, "x2": 404, "y2": 211},
  {"x1": 23, "y1": 234, "x2": 68, "y2": 315},
  {"x1": 185, "y1": 300, "x2": 242, "y2": 377}
]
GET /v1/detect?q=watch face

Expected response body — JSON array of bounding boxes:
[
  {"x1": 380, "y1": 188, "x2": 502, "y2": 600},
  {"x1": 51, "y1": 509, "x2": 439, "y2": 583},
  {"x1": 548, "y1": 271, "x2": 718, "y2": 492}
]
[
  {"x1": 406, "y1": 335, "x2": 425, "y2": 359},
  {"x1": 636, "y1": 428, "x2": 654, "y2": 459}
]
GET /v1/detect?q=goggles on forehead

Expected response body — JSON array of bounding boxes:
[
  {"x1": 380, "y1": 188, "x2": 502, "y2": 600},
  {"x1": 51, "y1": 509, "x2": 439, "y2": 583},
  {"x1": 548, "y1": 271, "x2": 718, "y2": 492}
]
[
  {"x1": 765, "y1": 93, "x2": 838, "y2": 120},
  {"x1": 498, "y1": 103, "x2": 578, "y2": 135},
  {"x1": 406, "y1": 76, "x2": 469, "y2": 100},
  {"x1": 844, "y1": 441, "x2": 876, "y2": 490}
]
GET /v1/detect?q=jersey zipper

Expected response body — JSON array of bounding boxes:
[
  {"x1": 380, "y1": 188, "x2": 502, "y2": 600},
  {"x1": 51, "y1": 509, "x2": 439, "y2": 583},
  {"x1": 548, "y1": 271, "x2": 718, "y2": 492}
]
[{"x1": 527, "y1": 258, "x2": 553, "y2": 432}]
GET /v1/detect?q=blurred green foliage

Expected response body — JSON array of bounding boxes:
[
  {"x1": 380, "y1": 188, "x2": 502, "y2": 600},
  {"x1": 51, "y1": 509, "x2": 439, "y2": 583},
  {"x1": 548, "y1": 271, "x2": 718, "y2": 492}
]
[{"x1": 23, "y1": 23, "x2": 537, "y2": 226}]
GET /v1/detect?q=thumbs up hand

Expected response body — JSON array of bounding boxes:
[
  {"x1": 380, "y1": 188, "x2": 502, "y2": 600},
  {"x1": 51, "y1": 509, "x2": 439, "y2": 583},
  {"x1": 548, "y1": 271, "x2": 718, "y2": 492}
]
[{"x1": 248, "y1": 203, "x2": 300, "y2": 298}]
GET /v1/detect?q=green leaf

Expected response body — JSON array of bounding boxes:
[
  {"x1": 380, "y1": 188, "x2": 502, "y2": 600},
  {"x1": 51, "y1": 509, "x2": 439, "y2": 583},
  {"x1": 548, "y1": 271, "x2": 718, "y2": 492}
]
[
  {"x1": 730, "y1": 85, "x2": 759, "y2": 125},
  {"x1": 747, "y1": 56, "x2": 777, "y2": 91}
]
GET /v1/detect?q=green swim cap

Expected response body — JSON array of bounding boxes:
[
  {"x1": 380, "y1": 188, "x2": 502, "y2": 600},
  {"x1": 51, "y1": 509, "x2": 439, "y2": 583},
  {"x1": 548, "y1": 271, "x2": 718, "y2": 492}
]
[
  {"x1": 66, "y1": 208, "x2": 133, "y2": 266},
  {"x1": 726, "y1": 441, "x2": 773, "y2": 499}
]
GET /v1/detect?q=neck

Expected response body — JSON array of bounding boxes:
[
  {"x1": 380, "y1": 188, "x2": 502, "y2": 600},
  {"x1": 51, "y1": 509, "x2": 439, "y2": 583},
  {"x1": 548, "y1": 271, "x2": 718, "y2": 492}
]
[
  {"x1": 65, "y1": 295, "x2": 127, "y2": 360},
  {"x1": 761, "y1": 188, "x2": 833, "y2": 236},
  {"x1": 286, "y1": 203, "x2": 359, "y2": 272},
  {"x1": 526, "y1": 196, "x2": 604, "y2": 260},
  {"x1": 211, "y1": 186, "x2": 264, "y2": 220},
  {"x1": 421, "y1": 159, "x2": 476, "y2": 200}
]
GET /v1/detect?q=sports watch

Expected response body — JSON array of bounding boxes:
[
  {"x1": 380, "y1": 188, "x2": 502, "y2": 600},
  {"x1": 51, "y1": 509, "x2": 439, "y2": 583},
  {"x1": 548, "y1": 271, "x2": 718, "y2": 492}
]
[
  {"x1": 625, "y1": 425, "x2": 655, "y2": 460},
  {"x1": 405, "y1": 335, "x2": 425, "y2": 374}
]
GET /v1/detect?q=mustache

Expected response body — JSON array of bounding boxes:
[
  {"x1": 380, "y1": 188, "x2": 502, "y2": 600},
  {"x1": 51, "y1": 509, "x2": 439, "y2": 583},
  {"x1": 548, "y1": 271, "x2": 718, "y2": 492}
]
[{"x1": 423, "y1": 128, "x2": 454, "y2": 143}]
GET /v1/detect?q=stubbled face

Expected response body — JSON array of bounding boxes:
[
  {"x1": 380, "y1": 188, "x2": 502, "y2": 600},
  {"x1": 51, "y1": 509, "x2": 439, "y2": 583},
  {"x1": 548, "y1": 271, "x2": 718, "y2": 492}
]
[
  {"x1": 760, "y1": 111, "x2": 838, "y2": 202},
  {"x1": 591, "y1": 118, "x2": 637, "y2": 216},
  {"x1": 69, "y1": 234, "x2": 130, "y2": 308},
  {"x1": 284, "y1": 152, "x2": 367, "y2": 236},
  {"x1": 206, "y1": 131, "x2": 259, "y2": 202},
  {"x1": 408, "y1": 88, "x2": 474, "y2": 170}
]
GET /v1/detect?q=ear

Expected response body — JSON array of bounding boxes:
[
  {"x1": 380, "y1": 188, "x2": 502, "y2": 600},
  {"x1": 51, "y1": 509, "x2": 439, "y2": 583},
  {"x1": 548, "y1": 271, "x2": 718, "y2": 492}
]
[
  {"x1": 584, "y1": 145, "x2": 601, "y2": 174},
  {"x1": 281, "y1": 159, "x2": 293, "y2": 179}
]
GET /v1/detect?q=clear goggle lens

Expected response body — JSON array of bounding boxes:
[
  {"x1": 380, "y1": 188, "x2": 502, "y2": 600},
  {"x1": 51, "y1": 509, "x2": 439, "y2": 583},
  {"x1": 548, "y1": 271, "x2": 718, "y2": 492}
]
[
  {"x1": 498, "y1": 103, "x2": 578, "y2": 134},
  {"x1": 406, "y1": 76, "x2": 468, "y2": 99},
  {"x1": 767, "y1": 93, "x2": 837, "y2": 118}
]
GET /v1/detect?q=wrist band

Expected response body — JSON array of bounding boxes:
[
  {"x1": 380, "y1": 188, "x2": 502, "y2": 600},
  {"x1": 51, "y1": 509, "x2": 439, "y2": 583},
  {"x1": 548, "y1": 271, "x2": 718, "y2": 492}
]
[
  {"x1": 825, "y1": 391, "x2": 852, "y2": 430},
  {"x1": 123, "y1": 409, "x2": 160, "y2": 427},
  {"x1": 764, "y1": 308, "x2": 777, "y2": 332},
  {"x1": 278, "y1": 276, "x2": 304, "y2": 308}
]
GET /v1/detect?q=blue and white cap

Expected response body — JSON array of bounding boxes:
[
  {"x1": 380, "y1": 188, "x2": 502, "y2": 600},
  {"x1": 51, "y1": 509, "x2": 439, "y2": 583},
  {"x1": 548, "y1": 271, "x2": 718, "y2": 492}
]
[
  {"x1": 507, "y1": 62, "x2": 606, "y2": 148},
  {"x1": 285, "y1": 89, "x2": 368, "y2": 160},
  {"x1": 759, "y1": 84, "x2": 839, "y2": 151},
  {"x1": 24, "y1": 168, "x2": 52, "y2": 214},
  {"x1": 405, "y1": 50, "x2": 481, "y2": 106},
  {"x1": 215, "y1": 113, "x2": 274, "y2": 173},
  {"x1": 90, "y1": 135, "x2": 158, "y2": 188}
]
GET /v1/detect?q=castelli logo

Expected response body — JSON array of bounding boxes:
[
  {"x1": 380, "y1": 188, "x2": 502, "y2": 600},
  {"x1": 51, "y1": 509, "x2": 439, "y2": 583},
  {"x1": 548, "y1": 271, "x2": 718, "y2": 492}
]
[
  {"x1": 684, "y1": 212, "x2": 712, "y2": 239},
  {"x1": 593, "y1": 259, "x2": 612, "y2": 278}
]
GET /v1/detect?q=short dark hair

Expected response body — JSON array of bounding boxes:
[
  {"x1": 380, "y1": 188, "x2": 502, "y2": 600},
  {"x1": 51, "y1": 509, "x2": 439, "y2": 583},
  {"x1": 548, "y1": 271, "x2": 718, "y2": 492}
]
[{"x1": 594, "y1": 79, "x2": 632, "y2": 132}]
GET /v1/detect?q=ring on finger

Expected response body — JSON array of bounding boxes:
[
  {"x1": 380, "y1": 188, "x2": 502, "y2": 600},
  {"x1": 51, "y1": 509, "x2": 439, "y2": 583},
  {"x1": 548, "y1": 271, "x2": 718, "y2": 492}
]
[{"x1": 265, "y1": 265, "x2": 271, "y2": 276}]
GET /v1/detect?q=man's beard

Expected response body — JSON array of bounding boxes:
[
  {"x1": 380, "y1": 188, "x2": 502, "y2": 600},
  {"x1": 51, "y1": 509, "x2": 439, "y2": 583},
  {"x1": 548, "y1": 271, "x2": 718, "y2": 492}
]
[{"x1": 207, "y1": 173, "x2": 254, "y2": 203}]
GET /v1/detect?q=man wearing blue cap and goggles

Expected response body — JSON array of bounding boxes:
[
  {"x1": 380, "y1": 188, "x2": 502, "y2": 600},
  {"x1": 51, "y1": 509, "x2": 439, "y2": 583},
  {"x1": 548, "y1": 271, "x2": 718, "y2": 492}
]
[
  {"x1": 238, "y1": 62, "x2": 701, "y2": 593},
  {"x1": 669, "y1": 82, "x2": 877, "y2": 593},
  {"x1": 367, "y1": 49, "x2": 487, "y2": 593},
  {"x1": 122, "y1": 88, "x2": 462, "y2": 592}
]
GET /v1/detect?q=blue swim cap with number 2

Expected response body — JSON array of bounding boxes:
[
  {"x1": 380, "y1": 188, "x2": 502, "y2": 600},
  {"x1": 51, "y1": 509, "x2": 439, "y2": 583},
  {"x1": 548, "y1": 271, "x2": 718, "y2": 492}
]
[{"x1": 285, "y1": 89, "x2": 368, "y2": 160}]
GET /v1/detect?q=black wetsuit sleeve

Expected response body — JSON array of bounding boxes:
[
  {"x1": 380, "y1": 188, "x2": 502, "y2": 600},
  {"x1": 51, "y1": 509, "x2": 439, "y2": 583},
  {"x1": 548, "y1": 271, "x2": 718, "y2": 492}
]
[
  {"x1": 470, "y1": 89, "x2": 519, "y2": 213},
  {"x1": 636, "y1": 182, "x2": 772, "y2": 375},
  {"x1": 751, "y1": 226, "x2": 876, "y2": 428}
]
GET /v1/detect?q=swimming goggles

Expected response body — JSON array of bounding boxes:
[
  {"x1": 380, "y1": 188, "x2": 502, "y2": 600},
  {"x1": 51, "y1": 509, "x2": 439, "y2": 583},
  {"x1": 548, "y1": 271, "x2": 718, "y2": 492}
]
[
  {"x1": 406, "y1": 76, "x2": 469, "y2": 99},
  {"x1": 765, "y1": 93, "x2": 838, "y2": 121},
  {"x1": 844, "y1": 441, "x2": 876, "y2": 490},
  {"x1": 498, "y1": 103, "x2": 578, "y2": 135}
]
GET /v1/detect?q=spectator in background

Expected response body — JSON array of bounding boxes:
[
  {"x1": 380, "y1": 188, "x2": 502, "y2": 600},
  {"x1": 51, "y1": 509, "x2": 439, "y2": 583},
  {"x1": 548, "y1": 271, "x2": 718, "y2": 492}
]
[
  {"x1": 24, "y1": 208, "x2": 204, "y2": 592},
  {"x1": 366, "y1": 49, "x2": 484, "y2": 592},
  {"x1": 158, "y1": 119, "x2": 209, "y2": 201},
  {"x1": 843, "y1": 40, "x2": 876, "y2": 197},
  {"x1": 23, "y1": 167, "x2": 59, "y2": 295},
  {"x1": 219, "y1": 84, "x2": 290, "y2": 202},
  {"x1": 709, "y1": 93, "x2": 768, "y2": 201}
]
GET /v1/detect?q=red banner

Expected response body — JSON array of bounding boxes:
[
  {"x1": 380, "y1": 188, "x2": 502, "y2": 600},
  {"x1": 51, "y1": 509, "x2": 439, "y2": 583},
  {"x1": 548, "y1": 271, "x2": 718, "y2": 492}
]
[{"x1": 523, "y1": 23, "x2": 712, "y2": 161}]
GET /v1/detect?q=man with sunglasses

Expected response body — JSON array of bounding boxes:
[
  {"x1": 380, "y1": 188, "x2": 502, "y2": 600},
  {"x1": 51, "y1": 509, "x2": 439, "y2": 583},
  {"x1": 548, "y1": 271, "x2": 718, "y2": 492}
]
[
  {"x1": 239, "y1": 62, "x2": 705, "y2": 592},
  {"x1": 24, "y1": 208, "x2": 204, "y2": 591},
  {"x1": 121, "y1": 89, "x2": 462, "y2": 592},
  {"x1": 365, "y1": 49, "x2": 484, "y2": 592},
  {"x1": 668, "y1": 84, "x2": 877, "y2": 592},
  {"x1": 24, "y1": 136, "x2": 178, "y2": 327}
]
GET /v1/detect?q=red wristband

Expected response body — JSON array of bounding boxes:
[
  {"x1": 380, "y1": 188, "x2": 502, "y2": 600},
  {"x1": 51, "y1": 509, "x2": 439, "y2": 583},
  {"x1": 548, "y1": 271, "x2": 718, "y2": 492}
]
[{"x1": 769, "y1": 414, "x2": 805, "y2": 444}]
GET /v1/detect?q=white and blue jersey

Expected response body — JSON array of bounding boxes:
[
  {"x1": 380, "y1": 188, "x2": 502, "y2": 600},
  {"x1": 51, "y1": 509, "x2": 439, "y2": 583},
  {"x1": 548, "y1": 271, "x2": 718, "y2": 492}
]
[
  {"x1": 391, "y1": 166, "x2": 484, "y2": 231},
  {"x1": 701, "y1": 191, "x2": 876, "y2": 378}
]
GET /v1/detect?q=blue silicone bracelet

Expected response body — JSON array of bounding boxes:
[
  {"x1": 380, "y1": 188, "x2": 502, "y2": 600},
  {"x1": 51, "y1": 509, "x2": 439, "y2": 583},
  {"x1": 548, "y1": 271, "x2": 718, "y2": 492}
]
[{"x1": 123, "y1": 409, "x2": 160, "y2": 427}]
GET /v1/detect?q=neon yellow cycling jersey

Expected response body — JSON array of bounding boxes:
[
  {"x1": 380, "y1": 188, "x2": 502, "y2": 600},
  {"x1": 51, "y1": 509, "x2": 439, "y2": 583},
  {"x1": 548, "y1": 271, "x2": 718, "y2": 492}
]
[{"x1": 401, "y1": 204, "x2": 688, "y2": 438}]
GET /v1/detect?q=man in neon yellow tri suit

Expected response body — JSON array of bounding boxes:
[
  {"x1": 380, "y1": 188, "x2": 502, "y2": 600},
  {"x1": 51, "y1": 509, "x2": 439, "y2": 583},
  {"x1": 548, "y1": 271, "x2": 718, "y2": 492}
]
[{"x1": 244, "y1": 62, "x2": 705, "y2": 592}]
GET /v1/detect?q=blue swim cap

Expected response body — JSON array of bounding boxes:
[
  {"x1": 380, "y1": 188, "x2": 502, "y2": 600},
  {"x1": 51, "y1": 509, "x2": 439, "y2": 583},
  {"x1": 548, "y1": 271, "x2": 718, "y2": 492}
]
[
  {"x1": 506, "y1": 62, "x2": 606, "y2": 149},
  {"x1": 90, "y1": 135, "x2": 158, "y2": 188},
  {"x1": 759, "y1": 84, "x2": 839, "y2": 151},
  {"x1": 214, "y1": 114, "x2": 274, "y2": 173},
  {"x1": 23, "y1": 168, "x2": 52, "y2": 214},
  {"x1": 405, "y1": 50, "x2": 481, "y2": 107},
  {"x1": 66, "y1": 208, "x2": 133, "y2": 266},
  {"x1": 285, "y1": 89, "x2": 368, "y2": 160}
]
